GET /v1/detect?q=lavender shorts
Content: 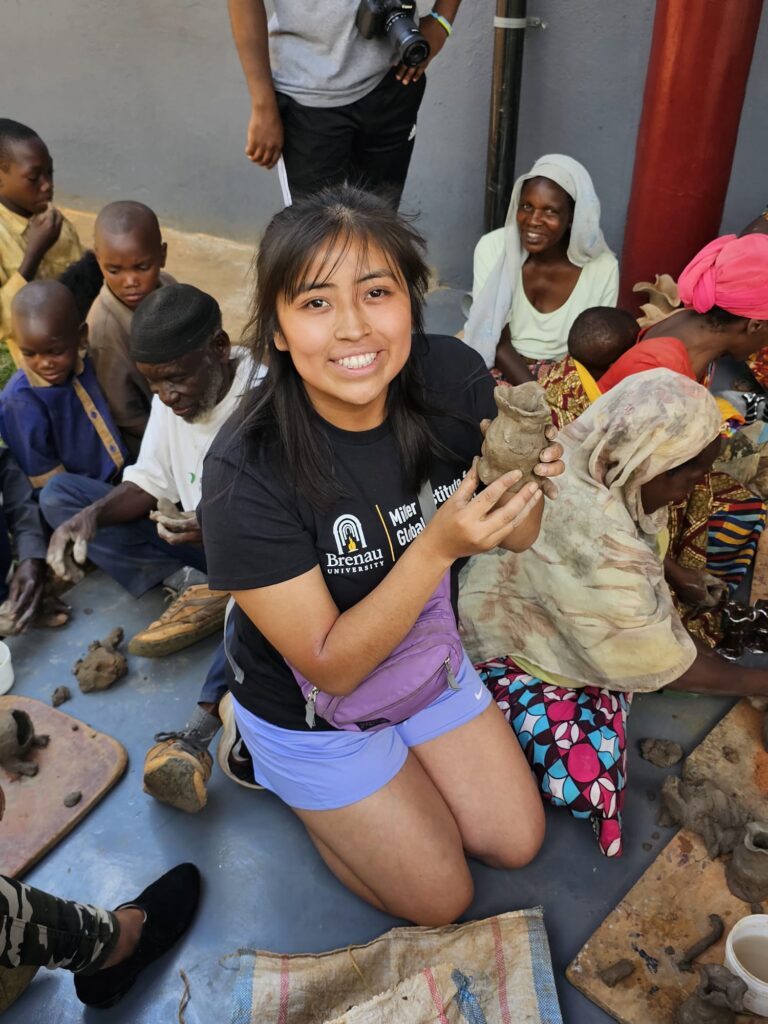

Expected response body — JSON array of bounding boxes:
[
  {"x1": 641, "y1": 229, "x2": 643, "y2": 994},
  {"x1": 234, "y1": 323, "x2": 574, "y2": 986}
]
[{"x1": 231, "y1": 654, "x2": 491, "y2": 811}]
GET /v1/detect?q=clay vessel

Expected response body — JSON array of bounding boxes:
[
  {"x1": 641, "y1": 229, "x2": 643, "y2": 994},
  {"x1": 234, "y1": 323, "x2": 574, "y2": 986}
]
[
  {"x1": 726, "y1": 821, "x2": 768, "y2": 903},
  {"x1": 0, "y1": 710, "x2": 34, "y2": 762},
  {"x1": 0, "y1": 710, "x2": 39, "y2": 776},
  {"x1": 477, "y1": 382, "x2": 550, "y2": 491}
]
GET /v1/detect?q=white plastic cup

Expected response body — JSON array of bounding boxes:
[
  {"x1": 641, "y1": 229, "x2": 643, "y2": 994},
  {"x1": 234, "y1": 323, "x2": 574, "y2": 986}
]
[
  {"x1": 0, "y1": 642, "x2": 13, "y2": 695},
  {"x1": 725, "y1": 914, "x2": 768, "y2": 1016}
]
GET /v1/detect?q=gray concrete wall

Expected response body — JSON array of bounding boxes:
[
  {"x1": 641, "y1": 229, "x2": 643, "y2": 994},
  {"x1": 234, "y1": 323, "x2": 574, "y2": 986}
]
[
  {"x1": 4, "y1": 1, "x2": 767, "y2": 291},
  {"x1": 514, "y1": 0, "x2": 655, "y2": 260}
]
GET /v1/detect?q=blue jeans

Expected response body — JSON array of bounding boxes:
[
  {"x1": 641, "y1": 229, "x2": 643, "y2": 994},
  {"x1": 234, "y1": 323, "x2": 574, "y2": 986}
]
[
  {"x1": 40, "y1": 473, "x2": 227, "y2": 706},
  {"x1": 0, "y1": 508, "x2": 13, "y2": 603}
]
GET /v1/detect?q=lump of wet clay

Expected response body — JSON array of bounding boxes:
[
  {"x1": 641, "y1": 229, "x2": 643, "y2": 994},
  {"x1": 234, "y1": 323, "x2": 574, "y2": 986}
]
[
  {"x1": 725, "y1": 820, "x2": 768, "y2": 904},
  {"x1": 63, "y1": 790, "x2": 82, "y2": 808},
  {"x1": 657, "y1": 775, "x2": 746, "y2": 859},
  {"x1": 0, "y1": 709, "x2": 44, "y2": 776},
  {"x1": 598, "y1": 959, "x2": 635, "y2": 988},
  {"x1": 677, "y1": 914, "x2": 724, "y2": 973},
  {"x1": 640, "y1": 738, "x2": 684, "y2": 768},
  {"x1": 51, "y1": 686, "x2": 71, "y2": 708},
  {"x1": 676, "y1": 964, "x2": 746, "y2": 1024},
  {"x1": 477, "y1": 382, "x2": 550, "y2": 491},
  {"x1": 73, "y1": 628, "x2": 127, "y2": 692}
]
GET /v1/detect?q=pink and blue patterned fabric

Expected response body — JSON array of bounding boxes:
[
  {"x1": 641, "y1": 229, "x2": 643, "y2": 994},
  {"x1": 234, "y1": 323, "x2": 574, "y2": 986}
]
[{"x1": 475, "y1": 655, "x2": 632, "y2": 857}]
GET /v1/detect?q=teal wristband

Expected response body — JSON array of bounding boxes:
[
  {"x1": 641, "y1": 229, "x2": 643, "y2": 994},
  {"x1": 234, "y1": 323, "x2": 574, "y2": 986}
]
[{"x1": 430, "y1": 10, "x2": 453, "y2": 36}]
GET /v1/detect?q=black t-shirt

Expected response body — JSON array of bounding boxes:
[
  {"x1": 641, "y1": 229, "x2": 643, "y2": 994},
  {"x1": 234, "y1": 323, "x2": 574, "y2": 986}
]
[{"x1": 200, "y1": 334, "x2": 496, "y2": 730}]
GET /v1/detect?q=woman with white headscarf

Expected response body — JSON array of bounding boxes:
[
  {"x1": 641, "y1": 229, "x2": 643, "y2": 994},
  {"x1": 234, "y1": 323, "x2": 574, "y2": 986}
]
[{"x1": 464, "y1": 154, "x2": 618, "y2": 381}]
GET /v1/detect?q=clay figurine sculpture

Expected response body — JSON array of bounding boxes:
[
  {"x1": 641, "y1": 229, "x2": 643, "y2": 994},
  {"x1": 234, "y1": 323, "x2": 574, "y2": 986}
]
[
  {"x1": 725, "y1": 821, "x2": 768, "y2": 904},
  {"x1": 749, "y1": 601, "x2": 768, "y2": 655},
  {"x1": 719, "y1": 601, "x2": 754, "y2": 661},
  {"x1": 477, "y1": 382, "x2": 551, "y2": 491},
  {"x1": 598, "y1": 959, "x2": 635, "y2": 988},
  {"x1": 0, "y1": 709, "x2": 48, "y2": 776},
  {"x1": 640, "y1": 738, "x2": 684, "y2": 768},
  {"x1": 657, "y1": 775, "x2": 746, "y2": 859},
  {"x1": 73, "y1": 628, "x2": 127, "y2": 692},
  {"x1": 676, "y1": 964, "x2": 747, "y2": 1024},
  {"x1": 677, "y1": 914, "x2": 724, "y2": 973}
]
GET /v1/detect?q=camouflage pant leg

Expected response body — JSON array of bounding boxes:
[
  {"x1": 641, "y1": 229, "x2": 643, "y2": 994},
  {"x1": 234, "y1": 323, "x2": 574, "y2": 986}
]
[{"x1": 0, "y1": 874, "x2": 119, "y2": 974}]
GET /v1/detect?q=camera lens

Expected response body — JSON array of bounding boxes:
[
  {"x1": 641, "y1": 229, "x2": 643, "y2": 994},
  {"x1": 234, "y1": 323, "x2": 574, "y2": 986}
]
[{"x1": 385, "y1": 11, "x2": 431, "y2": 68}]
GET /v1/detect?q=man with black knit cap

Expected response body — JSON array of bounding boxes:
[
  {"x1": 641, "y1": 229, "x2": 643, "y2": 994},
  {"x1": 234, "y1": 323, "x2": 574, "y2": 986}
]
[{"x1": 40, "y1": 283, "x2": 259, "y2": 813}]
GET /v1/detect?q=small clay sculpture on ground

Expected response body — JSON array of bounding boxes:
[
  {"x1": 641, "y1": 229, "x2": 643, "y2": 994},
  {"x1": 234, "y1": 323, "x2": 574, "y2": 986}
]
[
  {"x1": 598, "y1": 959, "x2": 635, "y2": 988},
  {"x1": 73, "y1": 628, "x2": 127, "y2": 692},
  {"x1": 477, "y1": 382, "x2": 550, "y2": 491},
  {"x1": 676, "y1": 964, "x2": 746, "y2": 1024},
  {"x1": 677, "y1": 914, "x2": 724, "y2": 972},
  {"x1": 63, "y1": 790, "x2": 82, "y2": 808},
  {"x1": 725, "y1": 821, "x2": 768, "y2": 903},
  {"x1": 51, "y1": 686, "x2": 71, "y2": 708},
  {"x1": 657, "y1": 775, "x2": 746, "y2": 858},
  {"x1": 0, "y1": 709, "x2": 48, "y2": 776},
  {"x1": 640, "y1": 738, "x2": 684, "y2": 768}
]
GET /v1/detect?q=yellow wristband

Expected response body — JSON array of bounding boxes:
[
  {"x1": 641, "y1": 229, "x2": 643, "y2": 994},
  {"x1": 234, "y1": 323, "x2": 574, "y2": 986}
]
[{"x1": 430, "y1": 11, "x2": 453, "y2": 36}]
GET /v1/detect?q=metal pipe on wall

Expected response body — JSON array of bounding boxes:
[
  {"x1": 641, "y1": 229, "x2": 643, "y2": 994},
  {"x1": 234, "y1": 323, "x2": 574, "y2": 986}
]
[
  {"x1": 619, "y1": 0, "x2": 763, "y2": 310},
  {"x1": 484, "y1": 0, "x2": 528, "y2": 232}
]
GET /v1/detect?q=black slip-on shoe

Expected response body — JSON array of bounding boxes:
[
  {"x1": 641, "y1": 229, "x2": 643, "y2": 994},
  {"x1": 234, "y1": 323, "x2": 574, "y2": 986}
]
[{"x1": 74, "y1": 863, "x2": 201, "y2": 1009}]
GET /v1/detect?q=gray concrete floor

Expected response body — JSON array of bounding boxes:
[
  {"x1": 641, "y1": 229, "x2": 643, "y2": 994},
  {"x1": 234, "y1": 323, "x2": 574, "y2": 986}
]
[{"x1": 1, "y1": 570, "x2": 736, "y2": 1024}]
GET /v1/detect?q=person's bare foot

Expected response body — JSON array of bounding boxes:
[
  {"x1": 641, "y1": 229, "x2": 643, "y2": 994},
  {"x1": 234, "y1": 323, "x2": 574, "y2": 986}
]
[{"x1": 101, "y1": 907, "x2": 145, "y2": 969}]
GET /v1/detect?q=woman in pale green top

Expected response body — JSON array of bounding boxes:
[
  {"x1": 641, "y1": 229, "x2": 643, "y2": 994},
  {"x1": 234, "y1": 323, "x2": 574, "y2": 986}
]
[{"x1": 464, "y1": 154, "x2": 618, "y2": 383}]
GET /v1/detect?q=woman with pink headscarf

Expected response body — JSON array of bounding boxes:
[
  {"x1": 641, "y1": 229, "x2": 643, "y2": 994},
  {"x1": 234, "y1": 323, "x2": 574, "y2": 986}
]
[
  {"x1": 599, "y1": 233, "x2": 768, "y2": 390},
  {"x1": 597, "y1": 233, "x2": 768, "y2": 648}
]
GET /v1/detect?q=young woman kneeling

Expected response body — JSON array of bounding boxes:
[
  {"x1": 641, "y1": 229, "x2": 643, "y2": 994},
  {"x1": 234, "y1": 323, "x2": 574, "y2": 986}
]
[{"x1": 200, "y1": 186, "x2": 563, "y2": 925}]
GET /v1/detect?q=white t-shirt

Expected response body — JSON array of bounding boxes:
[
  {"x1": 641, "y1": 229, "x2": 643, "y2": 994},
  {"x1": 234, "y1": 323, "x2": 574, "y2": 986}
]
[
  {"x1": 122, "y1": 350, "x2": 259, "y2": 511},
  {"x1": 472, "y1": 228, "x2": 619, "y2": 361}
]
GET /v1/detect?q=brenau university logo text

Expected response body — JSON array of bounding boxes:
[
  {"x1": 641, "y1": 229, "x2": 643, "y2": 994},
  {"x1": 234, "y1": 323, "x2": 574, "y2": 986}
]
[{"x1": 327, "y1": 514, "x2": 384, "y2": 574}]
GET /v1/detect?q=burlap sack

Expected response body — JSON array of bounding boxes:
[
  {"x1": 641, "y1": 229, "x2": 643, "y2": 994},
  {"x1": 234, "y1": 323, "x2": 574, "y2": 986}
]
[
  {"x1": 229, "y1": 908, "x2": 562, "y2": 1024},
  {"x1": 323, "y1": 962, "x2": 461, "y2": 1024}
]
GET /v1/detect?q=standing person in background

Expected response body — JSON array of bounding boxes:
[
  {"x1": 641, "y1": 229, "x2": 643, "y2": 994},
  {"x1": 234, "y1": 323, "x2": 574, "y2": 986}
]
[{"x1": 227, "y1": 0, "x2": 459, "y2": 204}]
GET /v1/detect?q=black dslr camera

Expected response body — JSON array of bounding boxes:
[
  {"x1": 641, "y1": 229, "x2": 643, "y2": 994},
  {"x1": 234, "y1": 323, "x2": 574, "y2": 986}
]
[{"x1": 356, "y1": 0, "x2": 430, "y2": 68}]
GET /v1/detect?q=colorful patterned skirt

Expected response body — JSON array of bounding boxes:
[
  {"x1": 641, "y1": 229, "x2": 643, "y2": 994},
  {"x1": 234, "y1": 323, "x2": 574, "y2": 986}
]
[{"x1": 475, "y1": 656, "x2": 632, "y2": 858}]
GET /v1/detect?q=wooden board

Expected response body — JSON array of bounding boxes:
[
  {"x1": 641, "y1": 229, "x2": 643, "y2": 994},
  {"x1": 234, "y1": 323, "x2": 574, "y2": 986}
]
[
  {"x1": 750, "y1": 528, "x2": 768, "y2": 604},
  {"x1": 0, "y1": 696, "x2": 127, "y2": 878},
  {"x1": 567, "y1": 700, "x2": 768, "y2": 1023}
]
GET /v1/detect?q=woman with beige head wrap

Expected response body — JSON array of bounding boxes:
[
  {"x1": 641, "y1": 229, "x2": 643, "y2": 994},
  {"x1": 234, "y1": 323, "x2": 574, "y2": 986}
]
[{"x1": 460, "y1": 369, "x2": 768, "y2": 856}]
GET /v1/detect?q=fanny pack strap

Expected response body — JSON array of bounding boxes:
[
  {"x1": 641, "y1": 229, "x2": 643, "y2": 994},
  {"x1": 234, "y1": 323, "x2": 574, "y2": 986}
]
[
  {"x1": 224, "y1": 597, "x2": 244, "y2": 685},
  {"x1": 418, "y1": 478, "x2": 436, "y2": 524},
  {"x1": 225, "y1": 479, "x2": 436, "y2": 687}
]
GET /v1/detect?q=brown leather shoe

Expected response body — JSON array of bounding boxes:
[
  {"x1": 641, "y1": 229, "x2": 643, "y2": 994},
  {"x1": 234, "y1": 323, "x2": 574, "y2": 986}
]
[
  {"x1": 143, "y1": 737, "x2": 212, "y2": 814},
  {"x1": 128, "y1": 584, "x2": 228, "y2": 657}
]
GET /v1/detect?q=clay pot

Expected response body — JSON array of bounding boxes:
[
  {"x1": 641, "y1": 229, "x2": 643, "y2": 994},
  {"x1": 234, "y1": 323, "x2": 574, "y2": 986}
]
[
  {"x1": 0, "y1": 710, "x2": 34, "y2": 764},
  {"x1": 477, "y1": 382, "x2": 550, "y2": 491},
  {"x1": 726, "y1": 822, "x2": 768, "y2": 904}
]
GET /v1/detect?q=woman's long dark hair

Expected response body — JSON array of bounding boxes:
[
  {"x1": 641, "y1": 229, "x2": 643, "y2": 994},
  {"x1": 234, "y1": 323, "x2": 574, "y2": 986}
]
[{"x1": 238, "y1": 186, "x2": 467, "y2": 509}]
